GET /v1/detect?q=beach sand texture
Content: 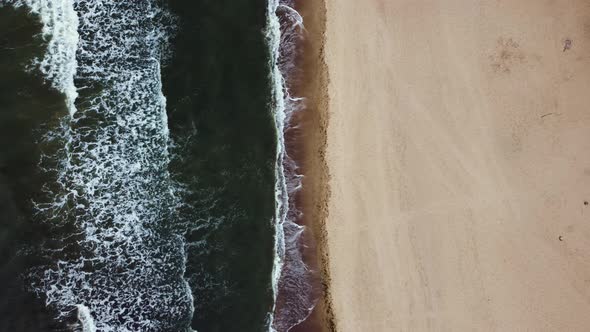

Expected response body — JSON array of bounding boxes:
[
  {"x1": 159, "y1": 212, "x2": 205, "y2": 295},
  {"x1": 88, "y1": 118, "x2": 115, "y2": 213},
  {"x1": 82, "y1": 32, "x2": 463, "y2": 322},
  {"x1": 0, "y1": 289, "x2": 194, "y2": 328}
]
[{"x1": 322, "y1": 0, "x2": 590, "y2": 330}]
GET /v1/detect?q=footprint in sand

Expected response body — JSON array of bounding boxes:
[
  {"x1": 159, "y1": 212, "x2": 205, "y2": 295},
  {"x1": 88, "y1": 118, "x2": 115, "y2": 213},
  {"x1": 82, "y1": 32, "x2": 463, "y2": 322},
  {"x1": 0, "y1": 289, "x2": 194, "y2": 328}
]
[{"x1": 489, "y1": 37, "x2": 525, "y2": 74}]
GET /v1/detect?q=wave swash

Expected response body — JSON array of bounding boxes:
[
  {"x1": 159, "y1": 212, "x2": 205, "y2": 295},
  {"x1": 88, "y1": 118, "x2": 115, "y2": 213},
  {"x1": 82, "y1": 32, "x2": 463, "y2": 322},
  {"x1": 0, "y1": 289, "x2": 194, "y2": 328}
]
[{"x1": 267, "y1": 1, "x2": 317, "y2": 331}]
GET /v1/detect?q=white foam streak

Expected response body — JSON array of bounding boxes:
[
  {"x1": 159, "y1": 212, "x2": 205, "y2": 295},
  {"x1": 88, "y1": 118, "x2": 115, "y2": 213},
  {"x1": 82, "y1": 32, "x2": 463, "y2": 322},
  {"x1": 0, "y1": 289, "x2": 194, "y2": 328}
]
[
  {"x1": 13, "y1": 0, "x2": 79, "y2": 115},
  {"x1": 76, "y1": 305, "x2": 97, "y2": 332}
]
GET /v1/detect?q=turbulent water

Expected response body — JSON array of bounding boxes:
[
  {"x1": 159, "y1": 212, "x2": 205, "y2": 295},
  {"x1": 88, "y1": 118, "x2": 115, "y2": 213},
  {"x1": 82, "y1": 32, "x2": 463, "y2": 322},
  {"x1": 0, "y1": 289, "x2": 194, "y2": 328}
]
[
  {"x1": 0, "y1": 0, "x2": 317, "y2": 331},
  {"x1": 6, "y1": 1, "x2": 193, "y2": 330}
]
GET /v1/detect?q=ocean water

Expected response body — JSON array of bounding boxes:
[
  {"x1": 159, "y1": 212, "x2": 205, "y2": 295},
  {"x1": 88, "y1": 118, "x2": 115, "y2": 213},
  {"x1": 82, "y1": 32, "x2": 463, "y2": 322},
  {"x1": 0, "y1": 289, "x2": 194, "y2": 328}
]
[{"x1": 0, "y1": 1, "x2": 314, "y2": 331}]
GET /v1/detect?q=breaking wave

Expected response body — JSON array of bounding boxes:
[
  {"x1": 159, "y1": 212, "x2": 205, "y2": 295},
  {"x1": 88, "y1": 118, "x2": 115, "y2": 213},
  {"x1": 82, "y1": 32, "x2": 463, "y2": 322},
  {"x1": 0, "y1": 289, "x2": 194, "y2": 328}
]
[
  {"x1": 10, "y1": 0, "x2": 79, "y2": 114},
  {"x1": 7, "y1": 1, "x2": 195, "y2": 331}
]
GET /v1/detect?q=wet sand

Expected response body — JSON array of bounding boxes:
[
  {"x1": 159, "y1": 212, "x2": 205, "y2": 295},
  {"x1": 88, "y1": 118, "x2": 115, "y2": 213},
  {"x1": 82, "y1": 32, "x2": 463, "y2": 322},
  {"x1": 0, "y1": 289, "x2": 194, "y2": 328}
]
[
  {"x1": 286, "y1": 0, "x2": 333, "y2": 330},
  {"x1": 318, "y1": 0, "x2": 590, "y2": 331}
]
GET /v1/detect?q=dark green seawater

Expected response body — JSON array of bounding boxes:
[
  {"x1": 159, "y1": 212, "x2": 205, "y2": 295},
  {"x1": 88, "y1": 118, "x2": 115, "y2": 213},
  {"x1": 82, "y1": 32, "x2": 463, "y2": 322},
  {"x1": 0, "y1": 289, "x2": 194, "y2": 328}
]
[
  {"x1": 0, "y1": 1, "x2": 277, "y2": 331},
  {"x1": 162, "y1": 0, "x2": 277, "y2": 331}
]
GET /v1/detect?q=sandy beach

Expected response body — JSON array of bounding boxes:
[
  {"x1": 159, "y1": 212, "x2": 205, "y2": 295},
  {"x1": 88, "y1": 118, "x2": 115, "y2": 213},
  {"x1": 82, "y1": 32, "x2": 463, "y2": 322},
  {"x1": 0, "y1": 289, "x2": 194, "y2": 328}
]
[{"x1": 315, "y1": 0, "x2": 590, "y2": 330}]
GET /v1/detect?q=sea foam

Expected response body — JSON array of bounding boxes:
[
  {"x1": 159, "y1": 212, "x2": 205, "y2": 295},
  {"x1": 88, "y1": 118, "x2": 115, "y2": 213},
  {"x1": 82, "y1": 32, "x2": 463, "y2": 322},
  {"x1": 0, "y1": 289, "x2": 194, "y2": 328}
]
[
  {"x1": 76, "y1": 305, "x2": 97, "y2": 332},
  {"x1": 7, "y1": 1, "x2": 195, "y2": 331}
]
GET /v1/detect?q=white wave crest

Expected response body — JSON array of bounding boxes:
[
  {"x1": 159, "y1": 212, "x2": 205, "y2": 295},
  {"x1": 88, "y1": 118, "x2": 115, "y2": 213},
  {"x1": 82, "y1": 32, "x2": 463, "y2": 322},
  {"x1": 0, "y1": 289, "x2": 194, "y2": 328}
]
[{"x1": 10, "y1": 0, "x2": 79, "y2": 115}]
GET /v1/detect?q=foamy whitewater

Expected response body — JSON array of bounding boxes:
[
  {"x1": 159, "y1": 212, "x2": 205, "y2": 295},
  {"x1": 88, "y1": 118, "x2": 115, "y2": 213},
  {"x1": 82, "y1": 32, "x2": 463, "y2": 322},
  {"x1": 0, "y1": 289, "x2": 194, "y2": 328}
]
[
  {"x1": 7, "y1": 1, "x2": 194, "y2": 331},
  {"x1": 267, "y1": 1, "x2": 316, "y2": 331},
  {"x1": 3, "y1": 0, "x2": 314, "y2": 330}
]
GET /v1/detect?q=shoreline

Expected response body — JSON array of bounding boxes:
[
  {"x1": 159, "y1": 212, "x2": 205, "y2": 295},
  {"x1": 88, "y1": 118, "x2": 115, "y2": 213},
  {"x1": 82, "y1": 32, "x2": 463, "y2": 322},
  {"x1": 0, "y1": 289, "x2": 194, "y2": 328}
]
[
  {"x1": 281, "y1": 0, "x2": 335, "y2": 330},
  {"x1": 269, "y1": 0, "x2": 335, "y2": 330}
]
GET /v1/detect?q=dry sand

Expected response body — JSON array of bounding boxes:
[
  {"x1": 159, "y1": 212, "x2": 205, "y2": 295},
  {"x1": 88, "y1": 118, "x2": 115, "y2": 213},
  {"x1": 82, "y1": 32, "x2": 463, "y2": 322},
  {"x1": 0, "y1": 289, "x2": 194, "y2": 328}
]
[{"x1": 320, "y1": 0, "x2": 590, "y2": 330}]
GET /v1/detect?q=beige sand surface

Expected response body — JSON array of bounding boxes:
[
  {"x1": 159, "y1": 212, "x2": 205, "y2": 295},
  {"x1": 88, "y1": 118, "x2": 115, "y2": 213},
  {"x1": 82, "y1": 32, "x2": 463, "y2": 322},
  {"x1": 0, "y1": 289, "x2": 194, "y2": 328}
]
[{"x1": 322, "y1": 0, "x2": 590, "y2": 330}]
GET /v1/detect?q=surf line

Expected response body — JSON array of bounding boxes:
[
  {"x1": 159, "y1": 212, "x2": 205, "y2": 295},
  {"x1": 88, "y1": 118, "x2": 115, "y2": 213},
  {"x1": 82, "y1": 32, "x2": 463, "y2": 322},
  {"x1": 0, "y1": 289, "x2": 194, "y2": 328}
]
[
  {"x1": 265, "y1": 0, "x2": 288, "y2": 326},
  {"x1": 266, "y1": 1, "x2": 315, "y2": 331}
]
